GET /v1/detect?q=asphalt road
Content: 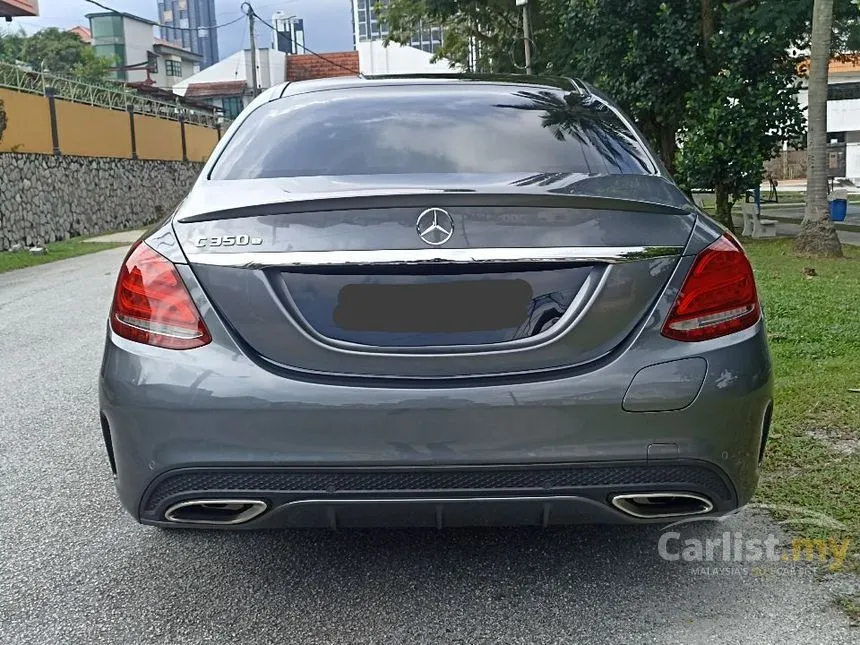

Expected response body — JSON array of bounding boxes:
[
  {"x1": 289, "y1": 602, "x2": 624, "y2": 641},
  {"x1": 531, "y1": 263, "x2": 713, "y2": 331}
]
[{"x1": 0, "y1": 248, "x2": 855, "y2": 645}]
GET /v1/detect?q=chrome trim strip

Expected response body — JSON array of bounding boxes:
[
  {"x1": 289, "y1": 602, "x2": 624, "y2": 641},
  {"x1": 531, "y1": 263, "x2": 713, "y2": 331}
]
[
  {"x1": 609, "y1": 492, "x2": 714, "y2": 519},
  {"x1": 188, "y1": 245, "x2": 683, "y2": 269}
]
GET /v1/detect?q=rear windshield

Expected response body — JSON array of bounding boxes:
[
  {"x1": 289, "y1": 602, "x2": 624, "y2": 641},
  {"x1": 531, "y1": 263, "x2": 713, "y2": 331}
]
[{"x1": 210, "y1": 85, "x2": 656, "y2": 180}]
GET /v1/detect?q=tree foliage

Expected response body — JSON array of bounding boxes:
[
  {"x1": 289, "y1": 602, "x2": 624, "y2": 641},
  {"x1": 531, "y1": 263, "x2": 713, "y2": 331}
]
[
  {"x1": 381, "y1": 0, "x2": 528, "y2": 74},
  {"x1": 0, "y1": 28, "x2": 25, "y2": 63},
  {"x1": 0, "y1": 28, "x2": 113, "y2": 82},
  {"x1": 674, "y1": 4, "x2": 807, "y2": 226},
  {"x1": 381, "y1": 0, "x2": 859, "y2": 231}
]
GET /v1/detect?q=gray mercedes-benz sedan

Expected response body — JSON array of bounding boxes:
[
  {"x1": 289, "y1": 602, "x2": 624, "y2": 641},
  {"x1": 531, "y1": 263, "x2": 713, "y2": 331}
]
[{"x1": 99, "y1": 75, "x2": 772, "y2": 529}]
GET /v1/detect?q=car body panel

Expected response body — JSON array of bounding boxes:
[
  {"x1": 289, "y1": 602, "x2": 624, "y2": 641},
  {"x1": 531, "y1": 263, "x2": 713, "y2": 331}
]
[{"x1": 99, "y1": 75, "x2": 771, "y2": 528}]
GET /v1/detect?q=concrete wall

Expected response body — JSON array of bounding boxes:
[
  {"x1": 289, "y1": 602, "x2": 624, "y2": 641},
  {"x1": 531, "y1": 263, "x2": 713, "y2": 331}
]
[
  {"x1": 0, "y1": 153, "x2": 202, "y2": 250},
  {"x1": 55, "y1": 99, "x2": 131, "y2": 158},
  {"x1": 0, "y1": 89, "x2": 53, "y2": 154},
  {"x1": 0, "y1": 88, "x2": 219, "y2": 161}
]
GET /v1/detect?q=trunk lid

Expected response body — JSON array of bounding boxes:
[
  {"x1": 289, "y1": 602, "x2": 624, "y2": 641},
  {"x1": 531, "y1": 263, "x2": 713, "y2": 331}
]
[{"x1": 174, "y1": 174, "x2": 695, "y2": 381}]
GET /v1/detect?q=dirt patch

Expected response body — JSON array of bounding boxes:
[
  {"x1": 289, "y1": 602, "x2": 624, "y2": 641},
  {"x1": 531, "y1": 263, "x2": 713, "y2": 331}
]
[{"x1": 806, "y1": 428, "x2": 860, "y2": 456}]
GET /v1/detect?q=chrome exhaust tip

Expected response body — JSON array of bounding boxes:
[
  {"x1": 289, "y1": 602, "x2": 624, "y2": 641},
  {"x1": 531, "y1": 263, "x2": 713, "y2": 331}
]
[
  {"x1": 610, "y1": 492, "x2": 713, "y2": 519},
  {"x1": 164, "y1": 499, "x2": 268, "y2": 525}
]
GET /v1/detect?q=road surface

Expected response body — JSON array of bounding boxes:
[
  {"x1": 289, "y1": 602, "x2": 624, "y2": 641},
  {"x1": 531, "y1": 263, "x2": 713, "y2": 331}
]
[{"x1": 0, "y1": 249, "x2": 855, "y2": 644}]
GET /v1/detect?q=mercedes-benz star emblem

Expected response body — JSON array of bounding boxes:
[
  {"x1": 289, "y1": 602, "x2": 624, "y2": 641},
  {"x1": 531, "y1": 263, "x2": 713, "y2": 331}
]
[{"x1": 416, "y1": 208, "x2": 455, "y2": 246}]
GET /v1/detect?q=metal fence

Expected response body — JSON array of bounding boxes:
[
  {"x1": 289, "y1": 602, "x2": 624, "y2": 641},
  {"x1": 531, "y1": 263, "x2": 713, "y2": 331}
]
[
  {"x1": 0, "y1": 61, "x2": 219, "y2": 127},
  {"x1": 765, "y1": 150, "x2": 808, "y2": 181},
  {"x1": 765, "y1": 145, "x2": 849, "y2": 181}
]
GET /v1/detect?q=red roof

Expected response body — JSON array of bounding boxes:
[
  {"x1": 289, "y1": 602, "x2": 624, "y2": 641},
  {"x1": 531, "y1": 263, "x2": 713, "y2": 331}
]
[
  {"x1": 286, "y1": 52, "x2": 360, "y2": 82},
  {"x1": 68, "y1": 26, "x2": 92, "y2": 44},
  {"x1": 185, "y1": 81, "x2": 248, "y2": 99}
]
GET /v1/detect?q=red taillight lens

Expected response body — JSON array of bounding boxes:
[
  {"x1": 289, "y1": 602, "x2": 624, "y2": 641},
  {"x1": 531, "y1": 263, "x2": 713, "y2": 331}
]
[
  {"x1": 662, "y1": 234, "x2": 760, "y2": 342},
  {"x1": 110, "y1": 242, "x2": 211, "y2": 349}
]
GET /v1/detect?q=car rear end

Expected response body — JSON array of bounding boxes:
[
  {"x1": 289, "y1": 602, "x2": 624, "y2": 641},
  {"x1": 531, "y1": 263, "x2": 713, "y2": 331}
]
[{"x1": 99, "y1": 77, "x2": 772, "y2": 529}]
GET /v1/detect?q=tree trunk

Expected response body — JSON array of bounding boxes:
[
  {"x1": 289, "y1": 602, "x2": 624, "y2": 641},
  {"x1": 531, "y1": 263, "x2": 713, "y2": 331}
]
[
  {"x1": 700, "y1": 0, "x2": 715, "y2": 59},
  {"x1": 659, "y1": 127, "x2": 677, "y2": 176},
  {"x1": 714, "y1": 184, "x2": 735, "y2": 233},
  {"x1": 794, "y1": 0, "x2": 842, "y2": 257}
]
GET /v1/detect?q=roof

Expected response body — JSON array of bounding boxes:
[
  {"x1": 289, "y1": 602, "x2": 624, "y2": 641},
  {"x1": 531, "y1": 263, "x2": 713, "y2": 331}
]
[
  {"x1": 285, "y1": 52, "x2": 360, "y2": 82},
  {"x1": 68, "y1": 26, "x2": 92, "y2": 44},
  {"x1": 828, "y1": 56, "x2": 860, "y2": 75},
  {"x1": 86, "y1": 11, "x2": 158, "y2": 26},
  {"x1": 154, "y1": 38, "x2": 187, "y2": 49},
  {"x1": 797, "y1": 55, "x2": 860, "y2": 77},
  {"x1": 185, "y1": 80, "x2": 248, "y2": 99},
  {"x1": 126, "y1": 82, "x2": 219, "y2": 112},
  {"x1": 154, "y1": 41, "x2": 203, "y2": 61}
]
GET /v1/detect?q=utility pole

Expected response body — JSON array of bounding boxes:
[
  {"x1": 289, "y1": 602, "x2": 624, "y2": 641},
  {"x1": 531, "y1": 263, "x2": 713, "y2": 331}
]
[
  {"x1": 243, "y1": 2, "x2": 259, "y2": 97},
  {"x1": 516, "y1": 0, "x2": 532, "y2": 75}
]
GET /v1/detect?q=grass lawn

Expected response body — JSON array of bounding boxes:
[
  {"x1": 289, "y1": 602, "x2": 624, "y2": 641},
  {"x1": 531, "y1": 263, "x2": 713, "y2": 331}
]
[
  {"x1": 743, "y1": 239, "x2": 860, "y2": 582},
  {"x1": 695, "y1": 191, "x2": 860, "y2": 210},
  {"x1": 0, "y1": 237, "x2": 126, "y2": 273}
]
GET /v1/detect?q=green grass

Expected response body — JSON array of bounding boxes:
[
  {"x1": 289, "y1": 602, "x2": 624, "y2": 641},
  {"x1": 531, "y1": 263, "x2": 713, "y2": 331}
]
[
  {"x1": 744, "y1": 239, "x2": 860, "y2": 574},
  {"x1": 695, "y1": 192, "x2": 860, "y2": 210},
  {"x1": 0, "y1": 237, "x2": 126, "y2": 273},
  {"x1": 835, "y1": 595, "x2": 860, "y2": 625}
]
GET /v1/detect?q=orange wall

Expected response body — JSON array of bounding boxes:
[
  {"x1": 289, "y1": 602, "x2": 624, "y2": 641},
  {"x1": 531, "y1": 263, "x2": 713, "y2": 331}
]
[
  {"x1": 0, "y1": 88, "x2": 219, "y2": 161},
  {"x1": 55, "y1": 99, "x2": 132, "y2": 158},
  {"x1": 0, "y1": 89, "x2": 53, "y2": 154},
  {"x1": 135, "y1": 113, "x2": 183, "y2": 161},
  {"x1": 185, "y1": 123, "x2": 219, "y2": 163}
]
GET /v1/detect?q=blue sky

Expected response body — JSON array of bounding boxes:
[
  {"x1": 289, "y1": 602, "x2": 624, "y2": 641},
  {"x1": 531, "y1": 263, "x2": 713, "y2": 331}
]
[{"x1": 11, "y1": 0, "x2": 355, "y2": 55}]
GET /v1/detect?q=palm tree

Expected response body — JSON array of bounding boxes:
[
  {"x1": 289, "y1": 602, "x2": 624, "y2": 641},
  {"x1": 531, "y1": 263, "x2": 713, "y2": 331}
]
[
  {"x1": 794, "y1": 0, "x2": 843, "y2": 257},
  {"x1": 497, "y1": 90, "x2": 652, "y2": 173}
]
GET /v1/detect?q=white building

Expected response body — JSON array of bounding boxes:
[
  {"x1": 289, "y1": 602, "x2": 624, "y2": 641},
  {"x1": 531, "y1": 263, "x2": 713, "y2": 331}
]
[
  {"x1": 350, "y1": 0, "x2": 453, "y2": 75},
  {"x1": 796, "y1": 59, "x2": 860, "y2": 181},
  {"x1": 87, "y1": 10, "x2": 200, "y2": 88},
  {"x1": 172, "y1": 48, "x2": 287, "y2": 119}
]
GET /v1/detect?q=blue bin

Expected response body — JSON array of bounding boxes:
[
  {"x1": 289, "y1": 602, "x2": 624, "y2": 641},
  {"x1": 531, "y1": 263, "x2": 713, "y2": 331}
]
[{"x1": 830, "y1": 199, "x2": 848, "y2": 222}]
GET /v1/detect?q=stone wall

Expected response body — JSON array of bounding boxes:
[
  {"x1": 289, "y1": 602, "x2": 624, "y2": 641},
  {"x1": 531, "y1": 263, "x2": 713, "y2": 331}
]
[{"x1": 0, "y1": 153, "x2": 204, "y2": 250}]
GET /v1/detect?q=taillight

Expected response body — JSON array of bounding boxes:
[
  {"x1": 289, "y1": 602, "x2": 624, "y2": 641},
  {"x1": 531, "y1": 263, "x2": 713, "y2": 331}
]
[
  {"x1": 662, "y1": 234, "x2": 760, "y2": 342},
  {"x1": 110, "y1": 241, "x2": 211, "y2": 349}
]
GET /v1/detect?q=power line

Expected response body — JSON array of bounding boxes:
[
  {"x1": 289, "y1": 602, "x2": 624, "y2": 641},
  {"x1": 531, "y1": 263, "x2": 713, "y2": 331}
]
[
  {"x1": 83, "y1": 0, "x2": 245, "y2": 33},
  {"x1": 249, "y1": 9, "x2": 361, "y2": 77}
]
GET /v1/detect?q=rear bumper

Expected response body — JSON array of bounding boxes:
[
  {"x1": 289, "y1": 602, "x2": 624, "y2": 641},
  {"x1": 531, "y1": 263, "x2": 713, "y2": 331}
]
[
  {"x1": 99, "y1": 317, "x2": 773, "y2": 528},
  {"x1": 140, "y1": 461, "x2": 736, "y2": 528}
]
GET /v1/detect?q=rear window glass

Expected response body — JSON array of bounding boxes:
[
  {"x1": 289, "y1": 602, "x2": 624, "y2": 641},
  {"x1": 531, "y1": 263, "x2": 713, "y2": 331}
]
[{"x1": 210, "y1": 85, "x2": 655, "y2": 180}]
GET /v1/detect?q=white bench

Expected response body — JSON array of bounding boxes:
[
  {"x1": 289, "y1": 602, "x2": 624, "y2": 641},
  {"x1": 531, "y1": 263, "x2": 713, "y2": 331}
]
[{"x1": 741, "y1": 203, "x2": 777, "y2": 238}]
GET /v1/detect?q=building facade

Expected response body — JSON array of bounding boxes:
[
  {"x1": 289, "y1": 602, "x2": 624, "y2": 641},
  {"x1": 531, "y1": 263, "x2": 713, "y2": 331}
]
[
  {"x1": 172, "y1": 48, "x2": 287, "y2": 120},
  {"x1": 87, "y1": 11, "x2": 200, "y2": 87},
  {"x1": 351, "y1": 0, "x2": 443, "y2": 54},
  {"x1": 272, "y1": 12, "x2": 305, "y2": 55},
  {"x1": 158, "y1": 0, "x2": 219, "y2": 70},
  {"x1": 350, "y1": 0, "x2": 452, "y2": 75},
  {"x1": 173, "y1": 49, "x2": 360, "y2": 121}
]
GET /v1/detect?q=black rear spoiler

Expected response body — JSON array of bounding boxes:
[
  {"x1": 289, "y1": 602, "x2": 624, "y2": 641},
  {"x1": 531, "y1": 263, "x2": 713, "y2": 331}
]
[{"x1": 177, "y1": 191, "x2": 691, "y2": 224}]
